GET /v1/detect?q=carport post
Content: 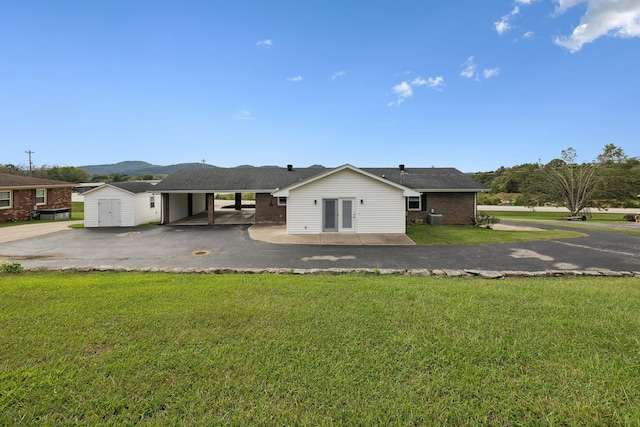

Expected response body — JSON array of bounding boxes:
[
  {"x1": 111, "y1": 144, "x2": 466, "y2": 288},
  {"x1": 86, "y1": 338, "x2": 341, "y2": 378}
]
[
  {"x1": 235, "y1": 192, "x2": 242, "y2": 210},
  {"x1": 162, "y1": 193, "x2": 170, "y2": 224},
  {"x1": 207, "y1": 193, "x2": 215, "y2": 224}
]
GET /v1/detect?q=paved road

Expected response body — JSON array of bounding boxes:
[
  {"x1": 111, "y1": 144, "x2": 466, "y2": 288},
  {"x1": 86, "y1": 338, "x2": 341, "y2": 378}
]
[{"x1": 1, "y1": 221, "x2": 638, "y2": 272}]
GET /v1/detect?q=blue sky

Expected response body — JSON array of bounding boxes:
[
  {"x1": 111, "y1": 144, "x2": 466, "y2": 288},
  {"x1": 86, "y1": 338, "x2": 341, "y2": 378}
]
[{"x1": 2, "y1": 0, "x2": 639, "y2": 172}]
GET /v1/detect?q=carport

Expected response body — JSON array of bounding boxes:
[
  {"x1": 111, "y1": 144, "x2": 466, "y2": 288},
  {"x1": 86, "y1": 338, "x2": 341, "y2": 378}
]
[{"x1": 170, "y1": 198, "x2": 255, "y2": 225}]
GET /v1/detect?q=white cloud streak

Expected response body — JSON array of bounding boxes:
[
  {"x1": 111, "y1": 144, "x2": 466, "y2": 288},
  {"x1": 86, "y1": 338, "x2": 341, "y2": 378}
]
[
  {"x1": 460, "y1": 56, "x2": 477, "y2": 78},
  {"x1": 233, "y1": 110, "x2": 254, "y2": 120},
  {"x1": 483, "y1": 68, "x2": 501, "y2": 79},
  {"x1": 387, "y1": 75, "x2": 445, "y2": 106},
  {"x1": 256, "y1": 39, "x2": 273, "y2": 48},
  {"x1": 460, "y1": 57, "x2": 500, "y2": 81},
  {"x1": 553, "y1": 0, "x2": 640, "y2": 52},
  {"x1": 331, "y1": 71, "x2": 346, "y2": 80},
  {"x1": 287, "y1": 75, "x2": 303, "y2": 82},
  {"x1": 494, "y1": 6, "x2": 520, "y2": 35}
]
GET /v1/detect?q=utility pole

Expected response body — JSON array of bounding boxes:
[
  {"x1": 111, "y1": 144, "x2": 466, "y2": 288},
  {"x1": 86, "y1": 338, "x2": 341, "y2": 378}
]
[
  {"x1": 25, "y1": 150, "x2": 35, "y2": 176},
  {"x1": 202, "y1": 159, "x2": 206, "y2": 168}
]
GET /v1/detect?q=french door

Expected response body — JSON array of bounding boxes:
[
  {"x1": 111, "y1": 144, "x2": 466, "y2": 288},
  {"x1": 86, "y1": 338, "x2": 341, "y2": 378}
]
[{"x1": 323, "y1": 198, "x2": 355, "y2": 232}]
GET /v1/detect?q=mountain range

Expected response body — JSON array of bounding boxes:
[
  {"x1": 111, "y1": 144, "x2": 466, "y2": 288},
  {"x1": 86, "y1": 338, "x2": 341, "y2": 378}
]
[
  {"x1": 78, "y1": 161, "x2": 218, "y2": 176},
  {"x1": 78, "y1": 161, "x2": 327, "y2": 176}
]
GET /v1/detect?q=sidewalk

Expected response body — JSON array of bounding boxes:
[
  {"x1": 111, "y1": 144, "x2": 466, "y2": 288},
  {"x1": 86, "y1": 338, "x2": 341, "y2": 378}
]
[
  {"x1": 248, "y1": 224, "x2": 415, "y2": 245},
  {"x1": 0, "y1": 221, "x2": 82, "y2": 244}
]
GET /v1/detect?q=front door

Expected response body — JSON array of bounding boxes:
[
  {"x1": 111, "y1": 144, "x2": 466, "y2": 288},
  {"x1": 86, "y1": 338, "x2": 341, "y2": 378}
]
[
  {"x1": 323, "y1": 199, "x2": 337, "y2": 232},
  {"x1": 339, "y1": 198, "x2": 355, "y2": 232},
  {"x1": 323, "y1": 198, "x2": 355, "y2": 232}
]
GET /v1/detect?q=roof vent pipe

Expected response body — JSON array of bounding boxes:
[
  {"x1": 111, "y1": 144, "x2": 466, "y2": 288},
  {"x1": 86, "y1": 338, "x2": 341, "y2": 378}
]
[
  {"x1": 287, "y1": 164, "x2": 293, "y2": 171},
  {"x1": 399, "y1": 164, "x2": 405, "y2": 171}
]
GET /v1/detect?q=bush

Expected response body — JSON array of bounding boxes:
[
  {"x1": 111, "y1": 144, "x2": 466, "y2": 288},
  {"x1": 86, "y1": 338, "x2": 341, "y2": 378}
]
[
  {"x1": 1, "y1": 260, "x2": 23, "y2": 274},
  {"x1": 473, "y1": 212, "x2": 500, "y2": 229}
]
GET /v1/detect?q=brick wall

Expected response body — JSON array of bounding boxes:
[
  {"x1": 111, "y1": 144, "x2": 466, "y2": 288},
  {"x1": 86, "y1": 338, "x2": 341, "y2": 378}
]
[
  {"x1": 255, "y1": 193, "x2": 286, "y2": 223},
  {"x1": 407, "y1": 192, "x2": 476, "y2": 225},
  {"x1": 0, "y1": 188, "x2": 72, "y2": 223}
]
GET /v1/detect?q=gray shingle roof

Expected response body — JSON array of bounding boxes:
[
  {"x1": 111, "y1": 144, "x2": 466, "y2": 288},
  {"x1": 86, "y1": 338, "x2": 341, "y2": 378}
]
[
  {"x1": 153, "y1": 165, "x2": 488, "y2": 193},
  {"x1": 109, "y1": 181, "x2": 157, "y2": 194},
  {"x1": 0, "y1": 173, "x2": 75, "y2": 189}
]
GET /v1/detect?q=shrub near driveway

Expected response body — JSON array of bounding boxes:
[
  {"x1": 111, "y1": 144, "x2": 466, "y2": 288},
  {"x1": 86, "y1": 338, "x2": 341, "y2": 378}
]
[{"x1": 1, "y1": 273, "x2": 639, "y2": 425}]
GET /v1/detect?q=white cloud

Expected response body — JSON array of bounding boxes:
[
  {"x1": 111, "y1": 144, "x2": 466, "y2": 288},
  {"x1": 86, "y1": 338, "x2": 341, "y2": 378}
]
[
  {"x1": 495, "y1": 18, "x2": 512, "y2": 35},
  {"x1": 387, "y1": 75, "x2": 445, "y2": 106},
  {"x1": 412, "y1": 76, "x2": 446, "y2": 89},
  {"x1": 233, "y1": 110, "x2": 254, "y2": 120},
  {"x1": 460, "y1": 56, "x2": 477, "y2": 78},
  {"x1": 392, "y1": 81, "x2": 413, "y2": 98},
  {"x1": 287, "y1": 75, "x2": 303, "y2": 82},
  {"x1": 331, "y1": 71, "x2": 346, "y2": 80},
  {"x1": 483, "y1": 68, "x2": 501, "y2": 78},
  {"x1": 387, "y1": 99, "x2": 405, "y2": 107},
  {"x1": 494, "y1": 6, "x2": 520, "y2": 35},
  {"x1": 256, "y1": 39, "x2": 272, "y2": 48},
  {"x1": 461, "y1": 57, "x2": 500, "y2": 81},
  {"x1": 553, "y1": 0, "x2": 640, "y2": 52},
  {"x1": 523, "y1": 31, "x2": 535, "y2": 38}
]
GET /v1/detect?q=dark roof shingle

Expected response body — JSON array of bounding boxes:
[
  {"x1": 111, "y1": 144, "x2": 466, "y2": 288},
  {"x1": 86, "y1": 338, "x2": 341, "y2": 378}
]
[
  {"x1": 153, "y1": 165, "x2": 488, "y2": 192},
  {"x1": 0, "y1": 173, "x2": 75, "y2": 189}
]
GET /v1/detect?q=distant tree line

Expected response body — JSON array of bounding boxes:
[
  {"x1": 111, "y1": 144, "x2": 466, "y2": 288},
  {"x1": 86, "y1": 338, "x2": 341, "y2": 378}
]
[
  {"x1": 0, "y1": 164, "x2": 163, "y2": 184},
  {"x1": 473, "y1": 144, "x2": 640, "y2": 210}
]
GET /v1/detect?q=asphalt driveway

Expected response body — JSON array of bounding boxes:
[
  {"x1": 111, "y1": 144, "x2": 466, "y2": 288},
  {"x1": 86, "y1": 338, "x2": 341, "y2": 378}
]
[{"x1": 1, "y1": 221, "x2": 639, "y2": 273}]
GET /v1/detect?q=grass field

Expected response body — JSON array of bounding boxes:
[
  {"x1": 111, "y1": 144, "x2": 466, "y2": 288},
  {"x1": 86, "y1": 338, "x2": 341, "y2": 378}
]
[
  {"x1": 407, "y1": 224, "x2": 585, "y2": 245},
  {"x1": 1, "y1": 272, "x2": 639, "y2": 425}
]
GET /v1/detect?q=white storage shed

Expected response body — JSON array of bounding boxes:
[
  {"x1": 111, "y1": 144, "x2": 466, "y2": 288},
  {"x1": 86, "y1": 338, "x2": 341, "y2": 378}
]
[{"x1": 83, "y1": 182, "x2": 160, "y2": 227}]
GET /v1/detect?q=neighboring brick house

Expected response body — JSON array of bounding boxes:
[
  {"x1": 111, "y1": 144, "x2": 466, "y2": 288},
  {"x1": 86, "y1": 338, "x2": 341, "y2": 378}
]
[
  {"x1": 0, "y1": 173, "x2": 74, "y2": 223},
  {"x1": 153, "y1": 164, "x2": 488, "y2": 233}
]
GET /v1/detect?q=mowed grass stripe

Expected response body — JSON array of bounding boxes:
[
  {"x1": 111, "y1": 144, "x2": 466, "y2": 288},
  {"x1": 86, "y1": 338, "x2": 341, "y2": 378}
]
[{"x1": 1, "y1": 273, "x2": 639, "y2": 425}]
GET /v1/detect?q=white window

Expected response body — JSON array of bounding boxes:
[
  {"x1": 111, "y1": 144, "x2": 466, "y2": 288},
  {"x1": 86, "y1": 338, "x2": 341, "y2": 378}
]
[
  {"x1": 150, "y1": 196, "x2": 155, "y2": 208},
  {"x1": 36, "y1": 189, "x2": 46, "y2": 205},
  {"x1": 407, "y1": 196, "x2": 420, "y2": 211},
  {"x1": 277, "y1": 197, "x2": 287, "y2": 206},
  {"x1": 0, "y1": 190, "x2": 10, "y2": 208}
]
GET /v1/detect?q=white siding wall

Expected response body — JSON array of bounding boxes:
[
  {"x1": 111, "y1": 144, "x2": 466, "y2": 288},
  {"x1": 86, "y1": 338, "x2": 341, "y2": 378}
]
[
  {"x1": 132, "y1": 192, "x2": 161, "y2": 225},
  {"x1": 84, "y1": 187, "x2": 135, "y2": 227},
  {"x1": 286, "y1": 169, "x2": 407, "y2": 234},
  {"x1": 168, "y1": 193, "x2": 189, "y2": 222},
  {"x1": 192, "y1": 193, "x2": 207, "y2": 214}
]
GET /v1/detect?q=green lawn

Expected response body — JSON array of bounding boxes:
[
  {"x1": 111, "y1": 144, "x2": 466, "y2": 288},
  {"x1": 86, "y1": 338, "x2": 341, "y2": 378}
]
[
  {"x1": 407, "y1": 223, "x2": 585, "y2": 245},
  {"x1": 486, "y1": 210, "x2": 627, "y2": 222},
  {"x1": 1, "y1": 272, "x2": 639, "y2": 425}
]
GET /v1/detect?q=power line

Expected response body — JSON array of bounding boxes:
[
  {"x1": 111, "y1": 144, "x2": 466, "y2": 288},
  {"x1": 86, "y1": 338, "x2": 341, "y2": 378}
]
[{"x1": 25, "y1": 150, "x2": 35, "y2": 176}]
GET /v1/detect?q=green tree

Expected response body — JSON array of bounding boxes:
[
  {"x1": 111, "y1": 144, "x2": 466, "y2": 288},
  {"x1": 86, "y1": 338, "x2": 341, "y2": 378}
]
[
  {"x1": 524, "y1": 147, "x2": 600, "y2": 215},
  {"x1": 0, "y1": 164, "x2": 27, "y2": 175},
  {"x1": 42, "y1": 166, "x2": 91, "y2": 183},
  {"x1": 594, "y1": 144, "x2": 638, "y2": 207}
]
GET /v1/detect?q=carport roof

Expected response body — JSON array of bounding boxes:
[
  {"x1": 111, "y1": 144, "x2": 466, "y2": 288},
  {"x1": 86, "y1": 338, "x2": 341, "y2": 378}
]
[{"x1": 153, "y1": 165, "x2": 488, "y2": 193}]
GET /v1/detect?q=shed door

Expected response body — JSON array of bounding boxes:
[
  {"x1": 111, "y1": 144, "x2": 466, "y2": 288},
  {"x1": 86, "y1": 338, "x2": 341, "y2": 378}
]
[{"x1": 98, "y1": 199, "x2": 121, "y2": 227}]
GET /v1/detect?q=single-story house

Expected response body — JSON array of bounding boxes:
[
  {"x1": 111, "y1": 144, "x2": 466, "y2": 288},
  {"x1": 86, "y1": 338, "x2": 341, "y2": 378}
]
[
  {"x1": 153, "y1": 164, "x2": 488, "y2": 234},
  {"x1": 0, "y1": 173, "x2": 74, "y2": 223},
  {"x1": 83, "y1": 182, "x2": 161, "y2": 227}
]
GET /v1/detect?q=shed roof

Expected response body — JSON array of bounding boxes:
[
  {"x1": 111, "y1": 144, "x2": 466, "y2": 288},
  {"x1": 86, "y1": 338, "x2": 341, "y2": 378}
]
[
  {"x1": 0, "y1": 173, "x2": 74, "y2": 189},
  {"x1": 83, "y1": 181, "x2": 157, "y2": 196},
  {"x1": 153, "y1": 165, "x2": 488, "y2": 193}
]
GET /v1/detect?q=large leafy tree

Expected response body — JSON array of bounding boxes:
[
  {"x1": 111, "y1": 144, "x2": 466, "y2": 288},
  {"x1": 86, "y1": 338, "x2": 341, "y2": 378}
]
[
  {"x1": 33, "y1": 165, "x2": 91, "y2": 183},
  {"x1": 525, "y1": 148, "x2": 600, "y2": 216}
]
